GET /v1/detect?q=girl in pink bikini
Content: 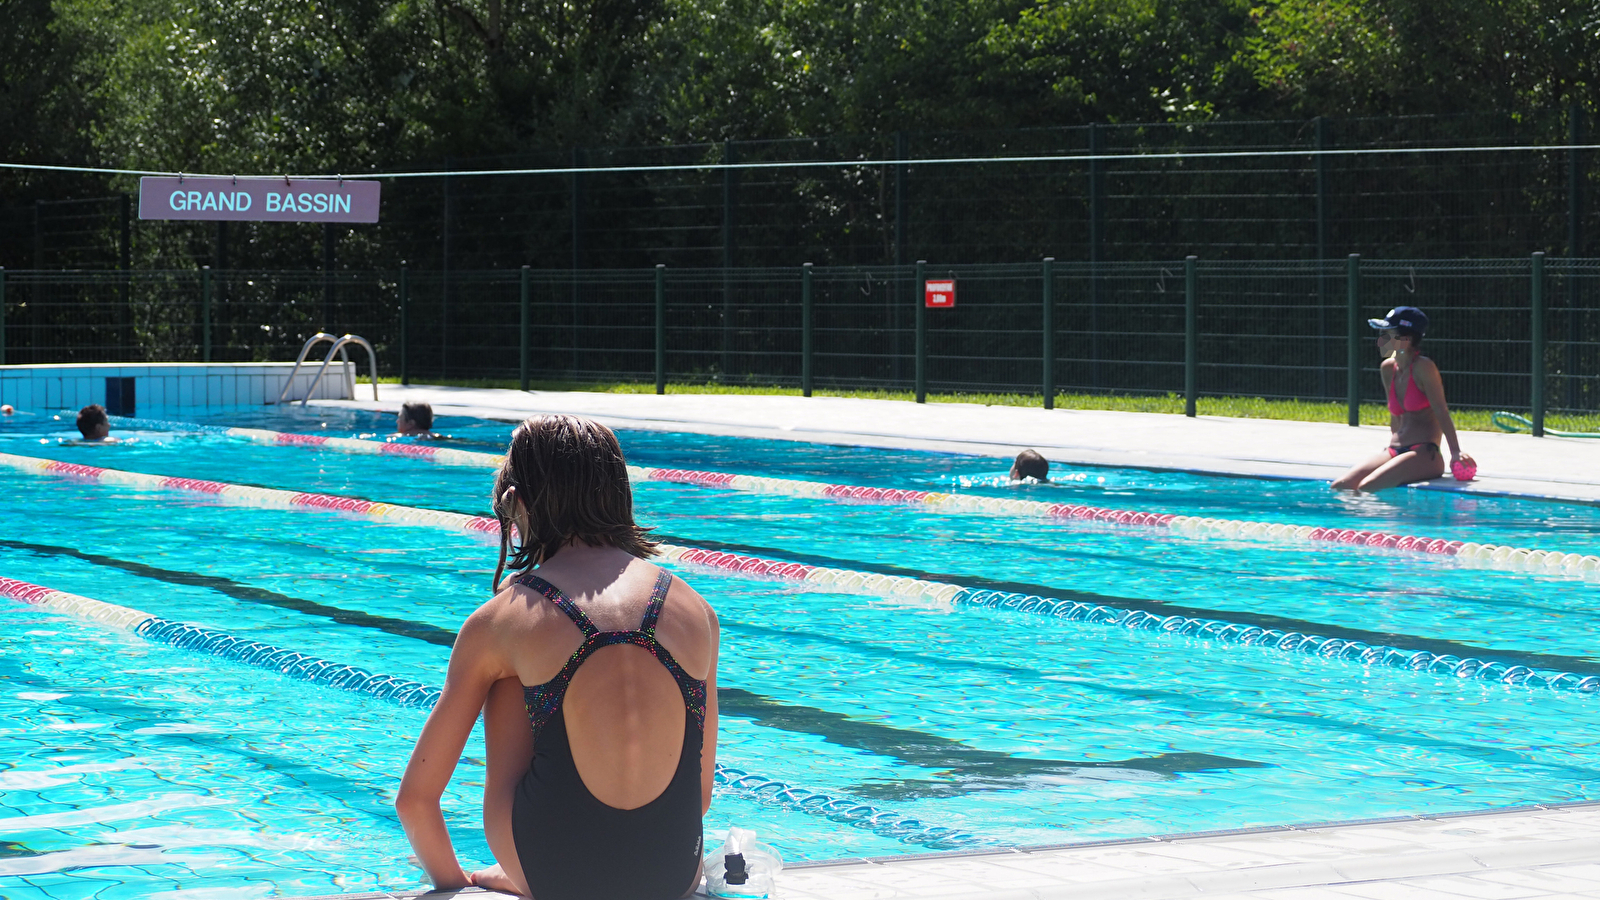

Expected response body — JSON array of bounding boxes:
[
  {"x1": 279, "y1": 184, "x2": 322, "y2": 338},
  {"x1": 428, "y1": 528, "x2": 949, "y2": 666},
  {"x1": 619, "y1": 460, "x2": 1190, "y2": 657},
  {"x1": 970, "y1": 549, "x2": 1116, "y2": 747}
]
[{"x1": 1333, "y1": 306, "x2": 1477, "y2": 492}]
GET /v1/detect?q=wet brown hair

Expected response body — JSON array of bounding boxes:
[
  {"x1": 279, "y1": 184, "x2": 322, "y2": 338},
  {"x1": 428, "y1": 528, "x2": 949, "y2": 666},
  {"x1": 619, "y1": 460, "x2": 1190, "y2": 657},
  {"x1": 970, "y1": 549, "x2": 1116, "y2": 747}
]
[
  {"x1": 76, "y1": 404, "x2": 108, "y2": 438},
  {"x1": 400, "y1": 401, "x2": 433, "y2": 431},
  {"x1": 1012, "y1": 448, "x2": 1049, "y2": 481},
  {"x1": 491, "y1": 415, "x2": 658, "y2": 590}
]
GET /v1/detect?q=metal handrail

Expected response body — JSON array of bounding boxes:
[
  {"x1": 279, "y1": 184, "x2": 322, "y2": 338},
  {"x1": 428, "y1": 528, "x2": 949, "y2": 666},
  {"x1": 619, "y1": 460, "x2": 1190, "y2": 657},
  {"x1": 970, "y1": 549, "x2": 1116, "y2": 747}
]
[
  {"x1": 274, "y1": 333, "x2": 341, "y2": 404},
  {"x1": 300, "y1": 334, "x2": 380, "y2": 407}
]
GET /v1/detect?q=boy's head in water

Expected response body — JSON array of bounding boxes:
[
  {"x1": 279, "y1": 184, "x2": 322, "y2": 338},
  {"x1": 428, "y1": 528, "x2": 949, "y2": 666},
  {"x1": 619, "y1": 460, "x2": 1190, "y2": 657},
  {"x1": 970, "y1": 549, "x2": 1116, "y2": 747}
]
[
  {"x1": 1010, "y1": 449, "x2": 1049, "y2": 482},
  {"x1": 76, "y1": 404, "x2": 110, "y2": 440},
  {"x1": 396, "y1": 402, "x2": 434, "y2": 435}
]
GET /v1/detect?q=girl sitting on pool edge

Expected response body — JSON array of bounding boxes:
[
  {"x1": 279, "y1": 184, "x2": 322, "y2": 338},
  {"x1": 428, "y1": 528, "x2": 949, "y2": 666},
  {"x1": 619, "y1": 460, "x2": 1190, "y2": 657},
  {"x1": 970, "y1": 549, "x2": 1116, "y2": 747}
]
[
  {"x1": 397, "y1": 414, "x2": 719, "y2": 900},
  {"x1": 1332, "y1": 306, "x2": 1476, "y2": 492}
]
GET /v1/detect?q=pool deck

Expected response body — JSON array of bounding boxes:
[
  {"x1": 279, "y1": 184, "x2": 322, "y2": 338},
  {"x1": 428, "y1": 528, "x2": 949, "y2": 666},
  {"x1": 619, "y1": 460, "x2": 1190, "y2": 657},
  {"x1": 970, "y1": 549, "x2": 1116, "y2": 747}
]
[
  {"x1": 318, "y1": 384, "x2": 1600, "y2": 504},
  {"x1": 299, "y1": 386, "x2": 1600, "y2": 899},
  {"x1": 292, "y1": 801, "x2": 1600, "y2": 900}
]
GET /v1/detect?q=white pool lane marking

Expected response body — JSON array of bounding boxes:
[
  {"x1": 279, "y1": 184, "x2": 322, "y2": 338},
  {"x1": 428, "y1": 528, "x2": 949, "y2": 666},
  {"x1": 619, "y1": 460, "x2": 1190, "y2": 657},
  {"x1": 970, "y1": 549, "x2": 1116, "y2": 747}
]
[{"x1": 2, "y1": 450, "x2": 1596, "y2": 696}]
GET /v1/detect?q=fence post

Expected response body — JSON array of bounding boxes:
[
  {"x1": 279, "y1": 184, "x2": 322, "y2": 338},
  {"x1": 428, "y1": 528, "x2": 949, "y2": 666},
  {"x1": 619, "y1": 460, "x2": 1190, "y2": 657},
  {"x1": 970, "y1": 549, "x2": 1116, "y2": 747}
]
[
  {"x1": 1568, "y1": 104, "x2": 1584, "y2": 410},
  {"x1": 201, "y1": 266, "x2": 212, "y2": 363},
  {"x1": 1088, "y1": 123, "x2": 1103, "y2": 390},
  {"x1": 399, "y1": 265, "x2": 409, "y2": 386},
  {"x1": 802, "y1": 263, "x2": 814, "y2": 397},
  {"x1": 1314, "y1": 116, "x2": 1330, "y2": 399},
  {"x1": 915, "y1": 260, "x2": 927, "y2": 403},
  {"x1": 1042, "y1": 257, "x2": 1055, "y2": 409},
  {"x1": 1184, "y1": 256, "x2": 1198, "y2": 417},
  {"x1": 1346, "y1": 254, "x2": 1361, "y2": 426},
  {"x1": 0, "y1": 267, "x2": 6, "y2": 366},
  {"x1": 1532, "y1": 251, "x2": 1546, "y2": 437},
  {"x1": 655, "y1": 264, "x2": 666, "y2": 395},
  {"x1": 520, "y1": 265, "x2": 531, "y2": 391}
]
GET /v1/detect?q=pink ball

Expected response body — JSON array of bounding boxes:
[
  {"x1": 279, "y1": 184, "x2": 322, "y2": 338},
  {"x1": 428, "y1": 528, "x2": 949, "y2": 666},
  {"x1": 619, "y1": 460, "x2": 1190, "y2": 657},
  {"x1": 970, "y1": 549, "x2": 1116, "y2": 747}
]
[{"x1": 1451, "y1": 460, "x2": 1478, "y2": 482}]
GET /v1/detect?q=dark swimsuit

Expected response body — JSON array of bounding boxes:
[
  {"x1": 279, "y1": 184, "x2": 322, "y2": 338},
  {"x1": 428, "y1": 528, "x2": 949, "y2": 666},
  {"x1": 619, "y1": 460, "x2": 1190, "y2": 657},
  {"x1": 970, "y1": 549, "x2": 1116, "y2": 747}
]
[{"x1": 511, "y1": 569, "x2": 707, "y2": 900}]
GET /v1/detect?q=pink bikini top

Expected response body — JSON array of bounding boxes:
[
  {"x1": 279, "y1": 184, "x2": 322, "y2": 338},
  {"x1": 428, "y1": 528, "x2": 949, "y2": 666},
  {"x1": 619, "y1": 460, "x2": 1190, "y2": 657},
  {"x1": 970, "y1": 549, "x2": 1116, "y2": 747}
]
[{"x1": 1388, "y1": 362, "x2": 1431, "y2": 415}]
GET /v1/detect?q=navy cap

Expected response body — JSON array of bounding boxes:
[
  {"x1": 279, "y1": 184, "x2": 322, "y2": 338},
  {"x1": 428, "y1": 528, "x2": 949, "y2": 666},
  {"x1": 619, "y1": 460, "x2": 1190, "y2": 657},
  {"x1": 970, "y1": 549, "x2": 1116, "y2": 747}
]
[{"x1": 1368, "y1": 306, "x2": 1428, "y2": 335}]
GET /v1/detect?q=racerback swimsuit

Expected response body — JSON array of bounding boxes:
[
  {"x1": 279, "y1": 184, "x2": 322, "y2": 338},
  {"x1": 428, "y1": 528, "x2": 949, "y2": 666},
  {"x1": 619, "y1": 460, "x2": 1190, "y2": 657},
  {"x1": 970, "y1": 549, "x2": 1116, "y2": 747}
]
[{"x1": 511, "y1": 568, "x2": 707, "y2": 900}]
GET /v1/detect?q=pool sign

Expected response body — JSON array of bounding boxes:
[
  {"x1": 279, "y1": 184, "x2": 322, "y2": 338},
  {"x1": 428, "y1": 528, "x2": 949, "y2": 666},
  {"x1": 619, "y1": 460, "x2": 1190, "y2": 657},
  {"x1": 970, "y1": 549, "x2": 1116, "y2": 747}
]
[
  {"x1": 925, "y1": 279, "x2": 955, "y2": 308},
  {"x1": 139, "y1": 176, "x2": 380, "y2": 223}
]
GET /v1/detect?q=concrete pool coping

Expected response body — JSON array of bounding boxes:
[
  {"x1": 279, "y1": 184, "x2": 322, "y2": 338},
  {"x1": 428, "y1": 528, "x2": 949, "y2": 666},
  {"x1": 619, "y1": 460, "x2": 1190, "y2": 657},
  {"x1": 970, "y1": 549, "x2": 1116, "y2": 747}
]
[
  {"x1": 288, "y1": 386, "x2": 1600, "y2": 898},
  {"x1": 289, "y1": 799, "x2": 1600, "y2": 900},
  {"x1": 310, "y1": 385, "x2": 1600, "y2": 505}
]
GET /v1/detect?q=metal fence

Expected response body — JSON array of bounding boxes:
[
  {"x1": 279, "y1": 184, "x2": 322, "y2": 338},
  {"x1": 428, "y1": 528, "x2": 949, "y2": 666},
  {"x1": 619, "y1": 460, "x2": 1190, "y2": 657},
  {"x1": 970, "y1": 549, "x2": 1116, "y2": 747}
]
[
  {"x1": 4, "y1": 111, "x2": 1597, "y2": 273},
  {"x1": 1, "y1": 257, "x2": 1594, "y2": 425}
]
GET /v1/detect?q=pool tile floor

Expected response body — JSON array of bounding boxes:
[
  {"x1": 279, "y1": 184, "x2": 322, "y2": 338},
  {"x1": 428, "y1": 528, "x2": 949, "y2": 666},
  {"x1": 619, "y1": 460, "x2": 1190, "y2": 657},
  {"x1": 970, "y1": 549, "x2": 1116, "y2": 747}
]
[{"x1": 294, "y1": 802, "x2": 1600, "y2": 900}]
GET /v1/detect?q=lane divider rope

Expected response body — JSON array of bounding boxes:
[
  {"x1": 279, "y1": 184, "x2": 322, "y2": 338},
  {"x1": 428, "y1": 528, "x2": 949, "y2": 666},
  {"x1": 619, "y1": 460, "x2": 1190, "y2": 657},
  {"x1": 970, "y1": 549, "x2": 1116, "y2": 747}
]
[
  {"x1": 102, "y1": 416, "x2": 1600, "y2": 580},
  {"x1": 633, "y1": 468, "x2": 1600, "y2": 581},
  {"x1": 106, "y1": 415, "x2": 499, "y2": 467},
  {"x1": 3, "y1": 450, "x2": 1594, "y2": 696},
  {"x1": 0, "y1": 574, "x2": 981, "y2": 850}
]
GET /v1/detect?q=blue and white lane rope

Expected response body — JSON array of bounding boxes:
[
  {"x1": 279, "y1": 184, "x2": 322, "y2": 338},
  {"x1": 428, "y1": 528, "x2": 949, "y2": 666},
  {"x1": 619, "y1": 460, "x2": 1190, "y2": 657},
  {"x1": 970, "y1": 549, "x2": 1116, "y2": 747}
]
[
  {"x1": 0, "y1": 575, "x2": 983, "y2": 850},
  {"x1": 4, "y1": 449, "x2": 1596, "y2": 697}
]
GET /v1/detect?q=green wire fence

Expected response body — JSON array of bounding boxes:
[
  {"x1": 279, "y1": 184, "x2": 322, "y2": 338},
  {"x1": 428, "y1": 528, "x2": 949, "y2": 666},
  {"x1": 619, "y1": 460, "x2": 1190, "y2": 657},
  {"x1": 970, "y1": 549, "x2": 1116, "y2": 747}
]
[{"x1": 0, "y1": 256, "x2": 1596, "y2": 429}]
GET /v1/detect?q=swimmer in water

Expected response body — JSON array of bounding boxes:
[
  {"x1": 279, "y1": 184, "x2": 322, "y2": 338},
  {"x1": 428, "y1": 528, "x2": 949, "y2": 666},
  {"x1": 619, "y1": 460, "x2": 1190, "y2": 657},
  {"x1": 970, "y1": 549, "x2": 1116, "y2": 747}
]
[
  {"x1": 2, "y1": 404, "x2": 13, "y2": 415},
  {"x1": 394, "y1": 401, "x2": 441, "y2": 439},
  {"x1": 1332, "y1": 306, "x2": 1475, "y2": 492},
  {"x1": 75, "y1": 404, "x2": 117, "y2": 442},
  {"x1": 1010, "y1": 449, "x2": 1050, "y2": 483}
]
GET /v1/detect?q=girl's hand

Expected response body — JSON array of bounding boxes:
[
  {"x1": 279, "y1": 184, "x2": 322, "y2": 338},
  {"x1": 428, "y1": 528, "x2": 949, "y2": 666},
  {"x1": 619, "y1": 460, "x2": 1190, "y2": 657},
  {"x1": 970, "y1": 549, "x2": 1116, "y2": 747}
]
[
  {"x1": 1454, "y1": 452, "x2": 1476, "y2": 468},
  {"x1": 471, "y1": 863, "x2": 528, "y2": 897}
]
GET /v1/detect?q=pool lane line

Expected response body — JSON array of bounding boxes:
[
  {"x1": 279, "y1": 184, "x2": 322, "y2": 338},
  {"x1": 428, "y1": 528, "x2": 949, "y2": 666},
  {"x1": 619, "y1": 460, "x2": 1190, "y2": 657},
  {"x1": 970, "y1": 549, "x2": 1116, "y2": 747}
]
[
  {"x1": 0, "y1": 537, "x2": 1261, "y2": 796},
  {"x1": 0, "y1": 575, "x2": 443, "y2": 708},
  {"x1": 648, "y1": 533, "x2": 1600, "y2": 677},
  {"x1": 0, "y1": 574, "x2": 983, "y2": 851},
  {"x1": 654, "y1": 545, "x2": 1600, "y2": 695},
  {"x1": 106, "y1": 414, "x2": 504, "y2": 468},
  {"x1": 6, "y1": 449, "x2": 1600, "y2": 695},
  {"x1": 631, "y1": 467, "x2": 1600, "y2": 581},
  {"x1": 8, "y1": 537, "x2": 1565, "y2": 784},
  {"x1": 104, "y1": 416, "x2": 1600, "y2": 580},
  {"x1": 0, "y1": 537, "x2": 459, "y2": 647}
]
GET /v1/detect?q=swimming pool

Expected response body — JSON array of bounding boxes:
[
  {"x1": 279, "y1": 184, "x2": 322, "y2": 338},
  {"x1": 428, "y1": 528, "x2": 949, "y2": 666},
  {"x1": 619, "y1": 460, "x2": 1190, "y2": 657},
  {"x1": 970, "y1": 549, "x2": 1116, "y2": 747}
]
[{"x1": 1, "y1": 406, "x2": 1598, "y2": 899}]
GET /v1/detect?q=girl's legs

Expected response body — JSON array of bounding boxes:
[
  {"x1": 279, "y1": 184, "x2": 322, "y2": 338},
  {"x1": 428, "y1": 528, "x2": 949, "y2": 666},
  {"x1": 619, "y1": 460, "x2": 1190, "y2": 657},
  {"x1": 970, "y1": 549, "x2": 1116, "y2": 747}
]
[
  {"x1": 1353, "y1": 445, "x2": 1445, "y2": 492},
  {"x1": 1331, "y1": 450, "x2": 1396, "y2": 491}
]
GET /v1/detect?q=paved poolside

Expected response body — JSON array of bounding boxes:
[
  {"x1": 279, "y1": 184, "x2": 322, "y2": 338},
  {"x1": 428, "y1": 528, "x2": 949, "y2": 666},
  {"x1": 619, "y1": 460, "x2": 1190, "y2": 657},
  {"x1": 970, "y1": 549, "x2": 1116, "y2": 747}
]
[
  {"x1": 294, "y1": 801, "x2": 1600, "y2": 900},
  {"x1": 318, "y1": 385, "x2": 1600, "y2": 504},
  {"x1": 301, "y1": 387, "x2": 1600, "y2": 899}
]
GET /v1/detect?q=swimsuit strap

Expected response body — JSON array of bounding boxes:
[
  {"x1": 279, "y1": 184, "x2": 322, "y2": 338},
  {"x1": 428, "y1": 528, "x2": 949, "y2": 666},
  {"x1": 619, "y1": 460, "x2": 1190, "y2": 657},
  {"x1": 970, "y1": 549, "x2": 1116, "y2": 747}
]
[
  {"x1": 638, "y1": 569, "x2": 673, "y2": 635},
  {"x1": 514, "y1": 571, "x2": 599, "y2": 636}
]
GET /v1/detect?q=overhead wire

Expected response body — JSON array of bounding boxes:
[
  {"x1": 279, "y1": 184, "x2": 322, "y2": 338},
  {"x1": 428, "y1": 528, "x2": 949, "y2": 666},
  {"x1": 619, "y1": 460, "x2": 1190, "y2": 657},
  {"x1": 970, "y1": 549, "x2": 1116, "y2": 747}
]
[{"x1": 9, "y1": 140, "x2": 1600, "y2": 182}]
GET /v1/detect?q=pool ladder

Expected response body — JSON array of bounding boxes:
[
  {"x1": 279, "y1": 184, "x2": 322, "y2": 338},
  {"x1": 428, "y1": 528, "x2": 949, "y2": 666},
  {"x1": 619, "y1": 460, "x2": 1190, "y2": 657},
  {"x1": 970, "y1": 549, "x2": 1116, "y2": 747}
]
[{"x1": 275, "y1": 333, "x2": 381, "y2": 406}]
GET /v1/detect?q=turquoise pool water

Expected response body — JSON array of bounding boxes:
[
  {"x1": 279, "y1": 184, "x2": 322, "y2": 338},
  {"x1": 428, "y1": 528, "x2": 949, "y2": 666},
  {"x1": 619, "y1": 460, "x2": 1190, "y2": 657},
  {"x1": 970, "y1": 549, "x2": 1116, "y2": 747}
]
[{"x1": 1, "y1": 407, "x2": 1598, "y2": 899}]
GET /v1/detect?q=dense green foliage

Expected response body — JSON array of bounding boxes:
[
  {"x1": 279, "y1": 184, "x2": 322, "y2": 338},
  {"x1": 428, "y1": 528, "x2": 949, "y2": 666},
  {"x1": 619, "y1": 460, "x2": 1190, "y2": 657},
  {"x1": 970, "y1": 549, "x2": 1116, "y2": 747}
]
[{"x1": 6, "y1": 0, "x2": 1600, "y2": 199}]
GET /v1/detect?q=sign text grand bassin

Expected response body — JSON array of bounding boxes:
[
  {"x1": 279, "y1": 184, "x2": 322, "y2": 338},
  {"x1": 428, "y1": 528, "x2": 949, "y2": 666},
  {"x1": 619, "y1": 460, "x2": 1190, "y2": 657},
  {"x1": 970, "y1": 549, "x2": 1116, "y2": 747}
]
[{"x1": 138, "y1": 176, "x2": 380, "y2": 223}]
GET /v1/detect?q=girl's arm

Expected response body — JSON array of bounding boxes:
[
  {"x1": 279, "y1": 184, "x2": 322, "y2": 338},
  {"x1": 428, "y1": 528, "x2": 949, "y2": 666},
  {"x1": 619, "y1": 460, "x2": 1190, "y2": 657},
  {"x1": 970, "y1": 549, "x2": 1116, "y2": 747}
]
[
  {"x1": 1416, "y1": 359, "x2": 1471, "y2": 461},
  {"x1": 701, "y1": 602, "x2": 721, "y2": 815},
  {"x1": 397, "y1": 608, "x2": 506, "y2": 889},
  {"x1": 1379, "y1": 359, "x2": 1400, "y2": 435}
]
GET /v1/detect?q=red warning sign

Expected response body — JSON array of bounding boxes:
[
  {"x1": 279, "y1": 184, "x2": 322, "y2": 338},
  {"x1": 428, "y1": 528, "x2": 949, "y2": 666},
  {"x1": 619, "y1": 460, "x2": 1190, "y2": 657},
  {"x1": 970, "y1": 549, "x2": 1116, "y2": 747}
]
[{"x1": 925, "y1": 279, "x2": 955, "y2": 308}]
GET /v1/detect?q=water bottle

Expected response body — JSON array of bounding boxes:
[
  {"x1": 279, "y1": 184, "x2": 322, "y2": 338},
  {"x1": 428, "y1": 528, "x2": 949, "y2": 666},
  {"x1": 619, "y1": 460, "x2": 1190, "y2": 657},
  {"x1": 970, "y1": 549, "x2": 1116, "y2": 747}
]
[{"x1": 704, "y1": 826, "x2": 783, "y2": 899}]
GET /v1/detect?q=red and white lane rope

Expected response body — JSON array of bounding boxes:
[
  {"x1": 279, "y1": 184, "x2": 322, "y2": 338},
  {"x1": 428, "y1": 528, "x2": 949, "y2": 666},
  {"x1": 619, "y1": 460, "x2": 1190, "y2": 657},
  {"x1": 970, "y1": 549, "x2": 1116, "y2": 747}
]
[
  {"x1": 112, "y1": 418, "x2": 1600, "y2": 578},
  {"x1": 632, "y1": 468, "x2": 1600, "y2": 580}
]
